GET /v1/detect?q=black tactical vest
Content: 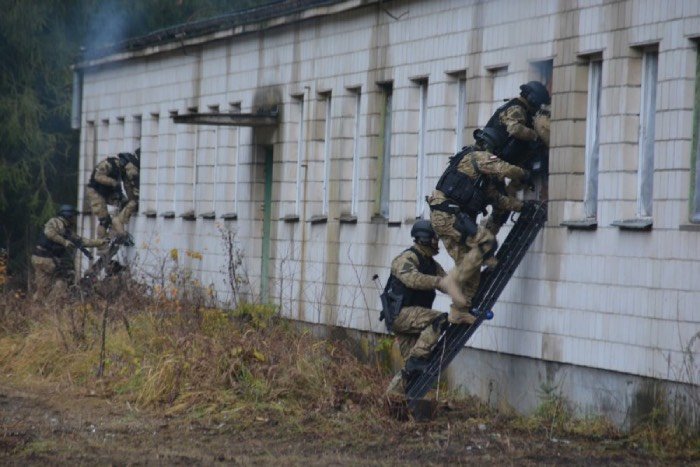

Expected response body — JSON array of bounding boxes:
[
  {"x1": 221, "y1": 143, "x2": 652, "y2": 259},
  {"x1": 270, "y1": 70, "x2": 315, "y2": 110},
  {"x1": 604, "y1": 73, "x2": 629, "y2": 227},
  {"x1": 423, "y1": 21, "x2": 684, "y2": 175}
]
[
  {"x1": 435, "y1": 146, "x2": 488, "y2": 216},
  {"x1": 34, "y1": 223, "x2": 69, "y2": 258},
  {"x1": 484, "y1": 98, "x2": 533, "y2": 166},
  {"x1": 88, "y1": 158, "x2": 121, "y2": 197},
  {"x1": 385, "y1": 247, "x2": 438, "y2": 310}
]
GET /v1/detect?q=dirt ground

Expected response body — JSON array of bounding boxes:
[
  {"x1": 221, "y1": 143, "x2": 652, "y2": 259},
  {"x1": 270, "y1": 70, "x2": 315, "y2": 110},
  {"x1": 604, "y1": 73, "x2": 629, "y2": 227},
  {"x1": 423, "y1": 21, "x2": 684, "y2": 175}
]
[{"x1": 1, "y1": 377, "x2": 683, "y2": 466}]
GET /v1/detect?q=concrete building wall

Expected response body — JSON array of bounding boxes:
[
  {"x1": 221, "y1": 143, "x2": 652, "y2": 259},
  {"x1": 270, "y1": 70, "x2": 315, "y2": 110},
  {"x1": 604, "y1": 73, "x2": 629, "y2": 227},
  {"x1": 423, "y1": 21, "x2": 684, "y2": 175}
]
[{"x1": 76, "y1": 0, "x2": 700, "y2": 422}]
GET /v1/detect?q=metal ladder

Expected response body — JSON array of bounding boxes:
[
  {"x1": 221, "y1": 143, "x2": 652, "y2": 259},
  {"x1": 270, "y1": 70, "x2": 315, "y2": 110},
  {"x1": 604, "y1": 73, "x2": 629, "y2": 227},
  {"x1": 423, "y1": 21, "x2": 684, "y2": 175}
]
[{"x1": 404, "y1": 201, "x2": 548, "y2": 405}]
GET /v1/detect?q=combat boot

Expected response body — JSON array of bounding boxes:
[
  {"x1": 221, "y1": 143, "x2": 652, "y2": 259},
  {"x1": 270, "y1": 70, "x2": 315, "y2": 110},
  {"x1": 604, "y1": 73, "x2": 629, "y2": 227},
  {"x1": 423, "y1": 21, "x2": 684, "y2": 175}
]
[
  {"x1": 384, "y1": 371, "x2": 405, "y2": 398},
  {"x1": 404, "y1": 355, "x2": 430, "y2": 376},
  {"x1": 437, "y1": 269, "x2": 467, "y2": 308},
  {"x1": 448, "y1": 304, "x2": 476, "y2": 326}
]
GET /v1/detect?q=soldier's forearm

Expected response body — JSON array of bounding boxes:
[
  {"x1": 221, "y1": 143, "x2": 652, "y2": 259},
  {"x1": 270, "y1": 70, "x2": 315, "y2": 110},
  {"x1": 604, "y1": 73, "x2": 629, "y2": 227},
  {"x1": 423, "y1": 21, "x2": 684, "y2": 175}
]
[
  {"x1": 94, "y1": 174, "x2": 119, "y2": 187},
  {"x1": 399, "y1": 272, "x2": 441, "y2": 290},
  {"x1": 506, "y1": 122, "x2": 538, "y2": 141}
]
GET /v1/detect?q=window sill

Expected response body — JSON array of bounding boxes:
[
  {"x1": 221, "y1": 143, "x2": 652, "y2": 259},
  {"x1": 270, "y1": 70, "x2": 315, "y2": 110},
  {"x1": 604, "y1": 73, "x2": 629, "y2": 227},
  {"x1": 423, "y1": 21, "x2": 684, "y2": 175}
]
[
  {"x1": 181, "y1": 211, "x2": 196, "y2": 221},
  {"x1": 370, "y1": 215, "x2": 400, "y2": 227},
  {"x1": 161, "y1": 211, "x2": 175, "y2": 219},
  {"x1": 199, "y1": 211, "x2": 216, "y2": 220},
  {"x1": 338, "y1": 214, "x2": 358, "y2": 224},
  {"x1": 221, "y1": 212, "x2": 238, "y2": 221},
  {"x1": 282, "y1": 214, "x2": 299, "y2": 223},
  {"x1": 560, "y1": 218, "x2": 597, "y2": 230},
  {"x1": 611, "y1": 218, "x2": 652, "y2": 231},
  {"x1": 679, "y1": 223, "x2": 700, "y2": 232},
  {"x1": 308, "y1": 215, "x2": 327, "y2": 225},
  {"x1": 142, "y1": 209, "x2": 157, "y2": 218}
]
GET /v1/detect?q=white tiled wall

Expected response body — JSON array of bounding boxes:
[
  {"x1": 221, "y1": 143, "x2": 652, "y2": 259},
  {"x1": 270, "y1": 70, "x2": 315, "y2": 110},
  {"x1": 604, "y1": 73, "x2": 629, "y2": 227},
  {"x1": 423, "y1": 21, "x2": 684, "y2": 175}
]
[{"x1": 78, "y1": 0, "x2": 700, "y2": 385}]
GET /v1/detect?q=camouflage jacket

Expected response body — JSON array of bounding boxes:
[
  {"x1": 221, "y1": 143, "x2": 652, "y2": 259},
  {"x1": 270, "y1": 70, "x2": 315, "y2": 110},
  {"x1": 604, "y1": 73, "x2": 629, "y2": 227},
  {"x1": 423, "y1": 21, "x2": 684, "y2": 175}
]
[
  {"x1": 433, "y1": 150, "x2": 528, "y2": 212},
  {"x1": 533, "y1": 105, "x2": 550, "y2": 147},
  {"x1": 500, "y1": 97, "x2": 539, "y2": 142},
  {"x1": 123, "y1": 162, "x2": 140, "y2": 200},
  {"x1": 91, "y1": 157, "x2": 122, "y2": 189},
  {"x1": 390, "y1": 243, "x2": 446, "y2": 290},
  {"x1": 42, "y1": 217, "x2": 103, "y2": 249}
]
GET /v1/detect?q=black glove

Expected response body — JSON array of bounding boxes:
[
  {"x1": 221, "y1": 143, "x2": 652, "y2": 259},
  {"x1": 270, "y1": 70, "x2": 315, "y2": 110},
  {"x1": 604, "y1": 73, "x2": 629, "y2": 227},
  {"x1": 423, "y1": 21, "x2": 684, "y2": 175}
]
[{"x1": 521, "y1": 200, "x2": 541, "y2": 213}]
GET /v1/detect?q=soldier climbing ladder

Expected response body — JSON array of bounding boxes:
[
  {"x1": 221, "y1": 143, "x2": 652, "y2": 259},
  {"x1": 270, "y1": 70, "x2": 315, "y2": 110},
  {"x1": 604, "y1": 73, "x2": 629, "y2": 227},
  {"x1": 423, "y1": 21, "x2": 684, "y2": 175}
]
[{"x1": 403, "y1": 201, "x2": 548, "y2": 405}]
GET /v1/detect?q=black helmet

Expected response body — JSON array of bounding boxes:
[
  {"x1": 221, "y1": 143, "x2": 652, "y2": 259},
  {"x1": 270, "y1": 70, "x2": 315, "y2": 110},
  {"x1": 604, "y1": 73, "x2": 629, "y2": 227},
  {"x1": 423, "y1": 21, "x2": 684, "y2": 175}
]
[
  {"x1": 473, "y1": 127, "x2": 506, "y2": 155},
  {"x1": 411, "y1": 219, "x2": 436, "y2": 246},
  {"x1": 520, "y1": 81, "x2": 550, "y2": 109},
  {"x1": 57, "y1": 204, "x2": 78, "y2": 219},
  {"x1": 118, "y1": 151, "x2": 139, "y2": 168}
]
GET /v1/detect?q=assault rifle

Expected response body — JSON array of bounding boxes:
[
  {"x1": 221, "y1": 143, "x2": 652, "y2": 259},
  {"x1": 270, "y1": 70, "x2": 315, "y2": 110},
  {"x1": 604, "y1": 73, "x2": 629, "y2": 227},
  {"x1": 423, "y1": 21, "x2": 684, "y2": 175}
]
[{"x1": 68, "y1": 236, "x2": 93, "y2": 260}]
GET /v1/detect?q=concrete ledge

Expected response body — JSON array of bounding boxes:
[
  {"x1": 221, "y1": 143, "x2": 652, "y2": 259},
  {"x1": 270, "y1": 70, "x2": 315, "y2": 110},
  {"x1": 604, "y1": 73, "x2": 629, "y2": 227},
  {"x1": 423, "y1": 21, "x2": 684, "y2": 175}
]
[
  {"x1": 679, "y1": 223, "x2": 700, "y2": 232},
  {"x1": 308, "y1": 214, "x2": 328, "y2": 225},
  {"x1": 180, "y1": 211, "x2": 196, "y2": 221},
  {"x1": 611, "y1": 218, "x2": 653, "y2": 231},
  {"x1": 338, "y1": 214, "x2": 358, "y2": 224},
  {"x1": 561, "y1": 218, "x2": 597, "y2": 230}
]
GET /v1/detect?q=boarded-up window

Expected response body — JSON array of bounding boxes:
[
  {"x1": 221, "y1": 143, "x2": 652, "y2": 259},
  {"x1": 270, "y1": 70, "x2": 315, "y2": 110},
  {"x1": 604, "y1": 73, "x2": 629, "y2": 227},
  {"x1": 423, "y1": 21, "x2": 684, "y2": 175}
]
[
  {"x1": 637, "y1": 49, "x2": 658, "y2": 218},
  {"x1": 378, "y1": 83, "x2": 393, "y2": 219},
  {"x1": 351, "y1": 89, "x2": 361, "y2": 216},
  {"x1": 584, "y1": 59, "x2": 602, "y2": 218}
]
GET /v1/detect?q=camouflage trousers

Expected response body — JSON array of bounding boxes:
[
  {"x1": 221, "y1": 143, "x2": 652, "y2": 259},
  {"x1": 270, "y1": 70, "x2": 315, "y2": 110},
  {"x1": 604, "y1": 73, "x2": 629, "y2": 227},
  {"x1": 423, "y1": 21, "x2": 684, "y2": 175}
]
[
  {"x1": 484, "y1": 180, "x2": 523, "y2": 235},
  {"x1": 30, "y1": 255, "x2": 69, "y2": 302},
  {"x1": 86, "y1": 187, "x2": 130, "y2": 251},
  {"x1": 385, "y1": 307, "x2": 446, "y2": 397},
  {"x1": 392, "y1": 306, "x2": 446, "y2": 360},
  {"x1": 429, "y1": 207, "x2": 497, "y2": 316}
]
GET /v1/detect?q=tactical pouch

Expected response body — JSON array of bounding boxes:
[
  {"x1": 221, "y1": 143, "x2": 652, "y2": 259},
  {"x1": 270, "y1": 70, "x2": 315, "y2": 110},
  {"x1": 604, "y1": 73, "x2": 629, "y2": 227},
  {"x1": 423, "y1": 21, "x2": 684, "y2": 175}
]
[
  {"x1": 379, "y1": 282, "x2": 403, "y2": 333},
  {"x1": 436, "y1": 169, "x2": 476, "y2": 209},
  {"x1": 454, "y1": 212, "x2": 478, "y2": 244}
]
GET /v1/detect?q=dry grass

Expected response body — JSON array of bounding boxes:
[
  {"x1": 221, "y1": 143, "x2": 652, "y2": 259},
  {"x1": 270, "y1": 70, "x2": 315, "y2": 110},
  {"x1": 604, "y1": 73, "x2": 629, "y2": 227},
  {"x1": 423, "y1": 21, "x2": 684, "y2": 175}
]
[
  {"x1": 0, "y1": 291, "x2": 391, "y2": 435},
  {"x1": 0, "y1": 283, "x2": 698, "y2": 461}
]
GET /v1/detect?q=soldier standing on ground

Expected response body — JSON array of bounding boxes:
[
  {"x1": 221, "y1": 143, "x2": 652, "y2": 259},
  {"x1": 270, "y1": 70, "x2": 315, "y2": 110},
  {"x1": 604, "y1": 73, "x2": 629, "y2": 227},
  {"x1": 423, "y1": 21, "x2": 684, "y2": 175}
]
[
  {"x1": 30, "y1": 205, "x2": 106, "y2": 301},
  {"x1": 383, "y1": 220, "x2": 451, "y2": 396},
  {"x1": 427, "y1": 127, "x2": 532, "y2": 325}
]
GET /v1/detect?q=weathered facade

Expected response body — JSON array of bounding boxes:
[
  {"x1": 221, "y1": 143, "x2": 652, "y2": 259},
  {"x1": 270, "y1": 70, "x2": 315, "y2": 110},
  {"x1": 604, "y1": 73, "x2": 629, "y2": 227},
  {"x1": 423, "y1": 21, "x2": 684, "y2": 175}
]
[{"x1": 74, "y1": 0, "x2": 700, "y2": 428}]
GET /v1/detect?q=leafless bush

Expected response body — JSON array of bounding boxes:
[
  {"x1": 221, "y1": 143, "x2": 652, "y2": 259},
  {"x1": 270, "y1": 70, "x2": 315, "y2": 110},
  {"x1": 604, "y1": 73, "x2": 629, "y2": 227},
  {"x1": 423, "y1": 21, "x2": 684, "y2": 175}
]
[{"x1": 218, "y1": 224, "x2": 252, "y2": 308}]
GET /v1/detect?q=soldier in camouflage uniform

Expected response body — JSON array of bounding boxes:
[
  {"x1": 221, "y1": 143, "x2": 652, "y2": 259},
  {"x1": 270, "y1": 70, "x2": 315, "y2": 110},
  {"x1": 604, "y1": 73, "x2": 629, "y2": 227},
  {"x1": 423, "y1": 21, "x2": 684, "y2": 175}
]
[
  {"x1": 86, "y1": 151, "x2": 138, "y2": 249},
  {"x1": 384, "y1": 220, "x2": 450, "y2": 397},
  {"x1": 428, "y1": 127, "x2": 531, "y2": 325},
  {"x1": 30, "y1": 205, "x2": 106, "y2": 301},
  {"x1": 483, "y1": 81, "x2": 550, "y2": 235},
  {"x1": 115, "y1": 149, "x2": 140, "y2": 235},
  {"x1": 533, "y1": 104, "x2": 550, "y2": 148}
]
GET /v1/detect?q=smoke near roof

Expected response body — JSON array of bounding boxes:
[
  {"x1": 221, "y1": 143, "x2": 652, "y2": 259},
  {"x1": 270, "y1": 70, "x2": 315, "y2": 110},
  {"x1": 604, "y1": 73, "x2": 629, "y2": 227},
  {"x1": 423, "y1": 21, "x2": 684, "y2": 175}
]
[{"x1": 84, "y1": 0, "x2": 131, "y2": 57}]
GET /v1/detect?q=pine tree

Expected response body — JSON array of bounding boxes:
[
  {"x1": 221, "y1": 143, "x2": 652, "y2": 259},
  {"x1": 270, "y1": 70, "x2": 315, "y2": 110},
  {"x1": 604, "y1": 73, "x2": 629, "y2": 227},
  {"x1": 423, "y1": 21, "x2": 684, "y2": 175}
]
[{"x1": 0, "y1": 0, "x2": 272, "y2": 287}]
